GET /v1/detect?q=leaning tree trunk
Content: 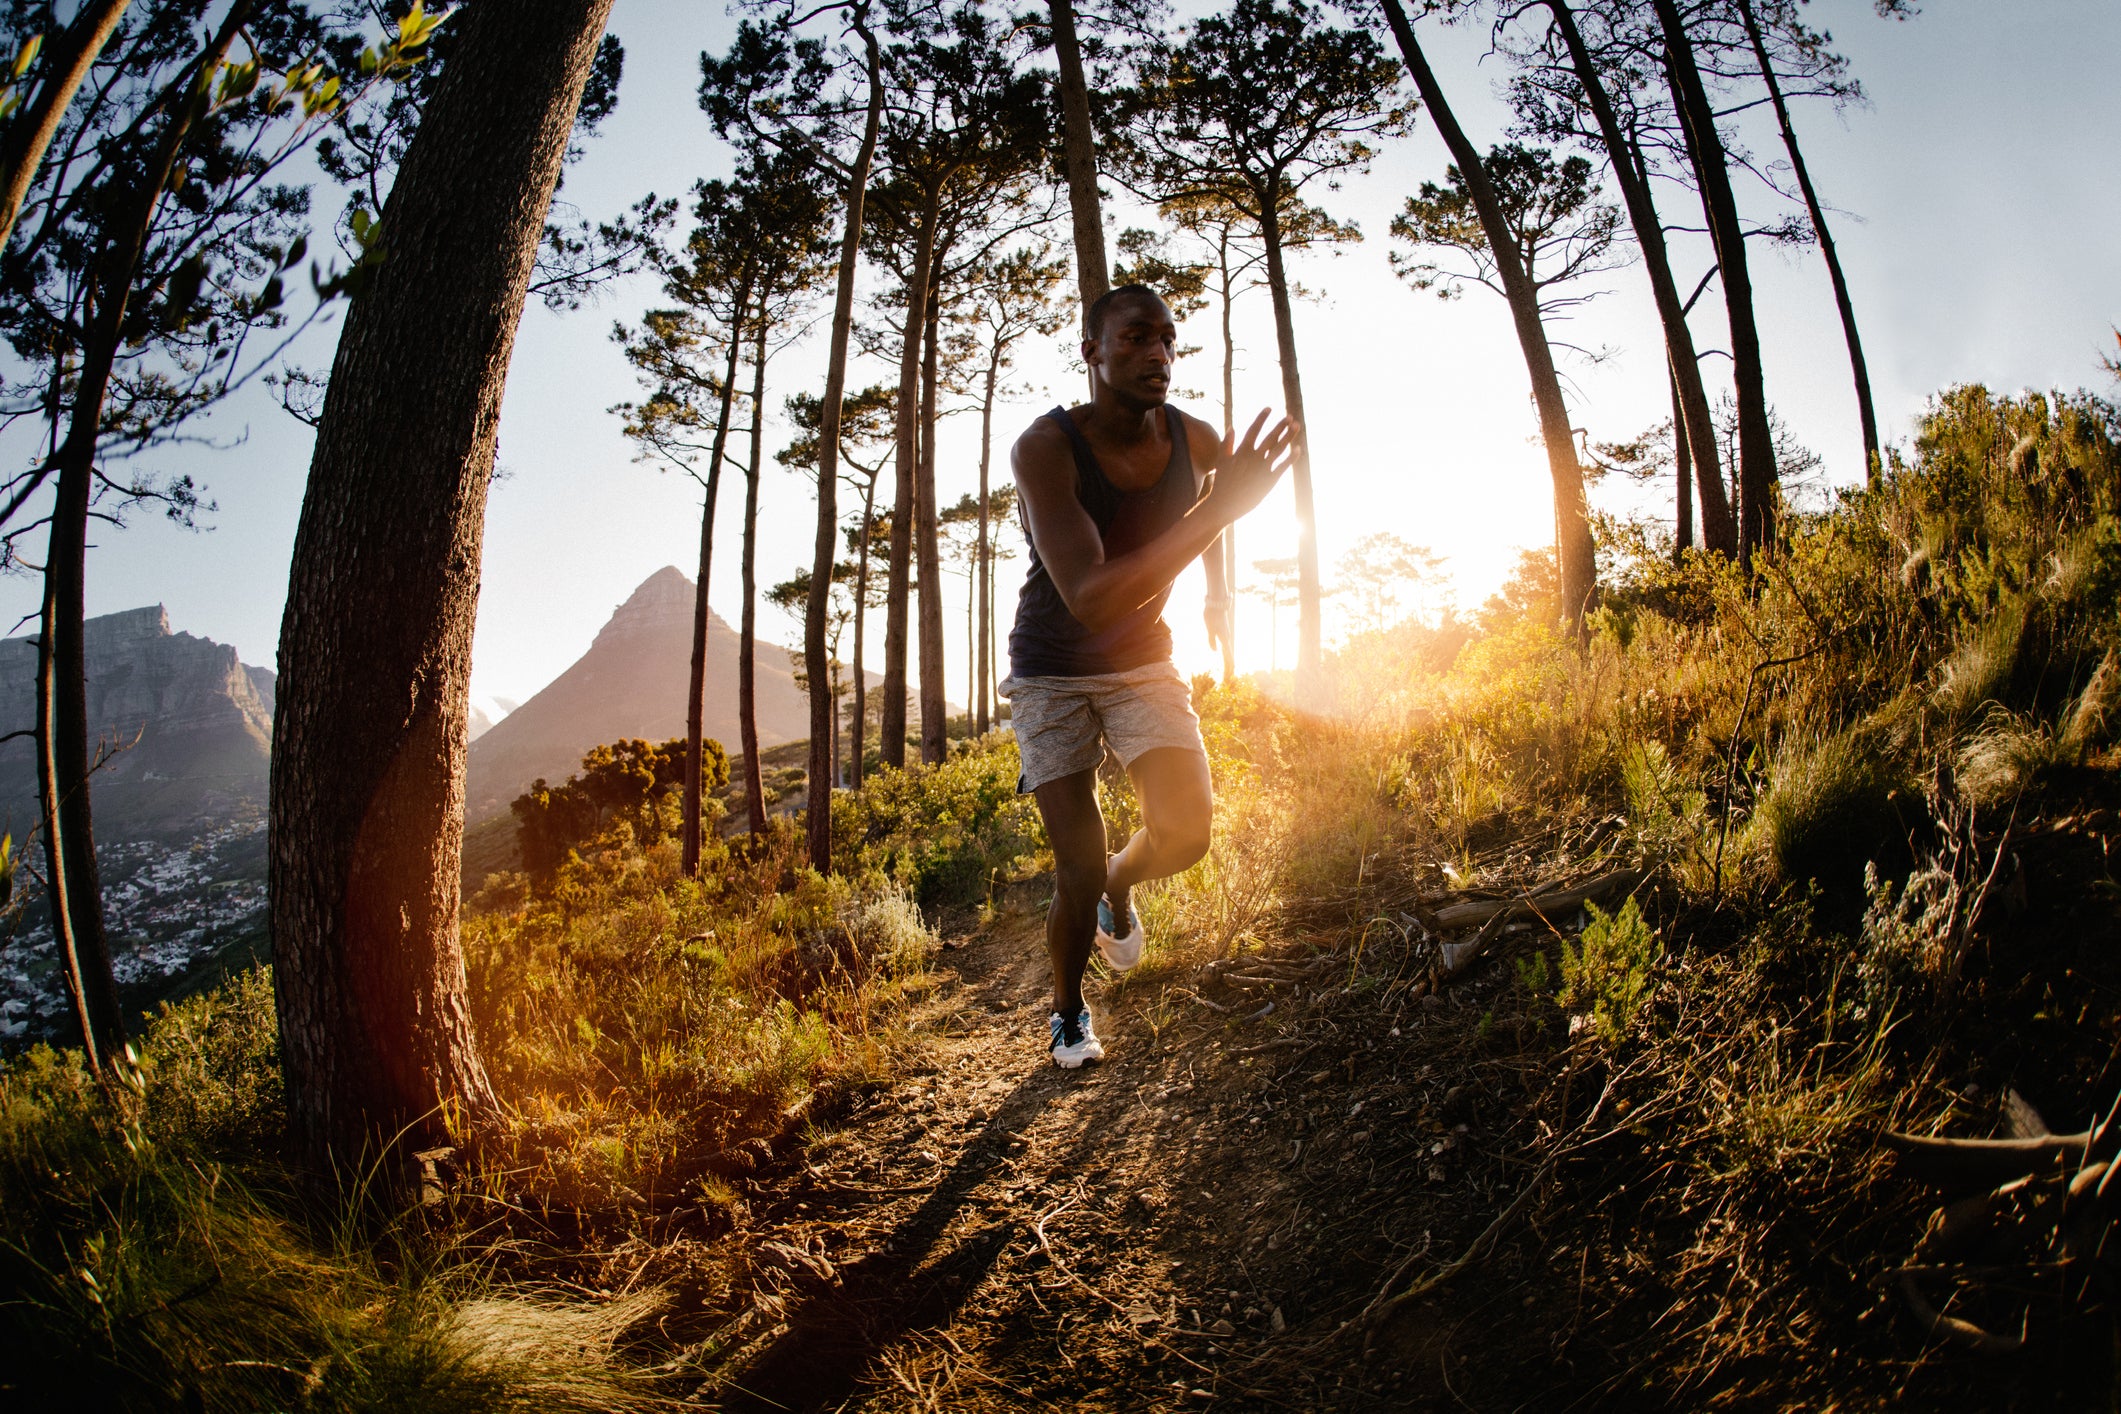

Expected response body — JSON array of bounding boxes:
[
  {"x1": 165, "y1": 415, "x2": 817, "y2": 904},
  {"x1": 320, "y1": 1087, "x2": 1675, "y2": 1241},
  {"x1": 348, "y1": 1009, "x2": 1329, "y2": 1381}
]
[
  {"x1": 806, "y1": 20, "x2": 882, "y2": 871},
  {"x1": 1656, "y1": 0, "x2": 1774, "y2": 564},
  {"x1": 1736, "y1": 0, "x2": 1878, "y2": 481},
  {"x1": 34, "y1": 1, "x2": 248, "y2": 1072},
  {"x1": 1383, "y1": 0, "x2": 1596, "y2": 627},
  {"x1": 0, "y1": 0, "x2": 133, "y2": 253},
  {"x1": 271, "y1": 0, "x2": 613, "y2": 1168},
  {"x1": 916, "y1": 287, "x2": 947, "y2": 764},
  {"x1": 40, "y1": 389, "x2": 126, "y2": 1073},
  {"x1": 880, "y1": 193, "x2": 937, "y2": 771},
  {"x1": 1255, "y1": 198, "x2": 1326, "y2": 697},
  {"x1": 740, "y1": 325, "x2": 768, "y2": 836},
  {"x1": 682, "y1": 275, "x2": 750, "y2": 875},
  {"x1": 1546, "y1": 0, "x2": 1734, "y2": 554},
  {"x1": 1047, "y1": 0, "x2": 1107, "y2": 310}
]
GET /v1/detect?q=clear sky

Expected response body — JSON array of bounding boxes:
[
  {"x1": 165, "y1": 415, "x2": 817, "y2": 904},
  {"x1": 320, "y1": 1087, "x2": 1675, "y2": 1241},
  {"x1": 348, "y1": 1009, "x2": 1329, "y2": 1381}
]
[{"x1": 11, "y1": 0, "x2": 2120, "y2": 709}]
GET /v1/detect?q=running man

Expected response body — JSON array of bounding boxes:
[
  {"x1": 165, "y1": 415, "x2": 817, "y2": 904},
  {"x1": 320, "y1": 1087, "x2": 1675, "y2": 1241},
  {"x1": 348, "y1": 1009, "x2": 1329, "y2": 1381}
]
[{"x1": 1003, "y1": 282, "x2": 1295, "y2": 1068}]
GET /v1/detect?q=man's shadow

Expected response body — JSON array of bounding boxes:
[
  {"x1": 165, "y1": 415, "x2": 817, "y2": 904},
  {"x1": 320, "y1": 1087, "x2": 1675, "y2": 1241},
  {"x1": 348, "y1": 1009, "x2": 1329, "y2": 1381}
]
[{"x1": 713, "y1": 1067, "x2": 1111, "y2": 1413}]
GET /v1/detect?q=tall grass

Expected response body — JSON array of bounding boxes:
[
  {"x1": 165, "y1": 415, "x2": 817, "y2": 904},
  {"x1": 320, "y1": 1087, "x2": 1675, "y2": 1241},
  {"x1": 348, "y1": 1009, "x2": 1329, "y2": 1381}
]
[{"x1": 0, "y1": 974, "x2": 663, "y2": 1412}]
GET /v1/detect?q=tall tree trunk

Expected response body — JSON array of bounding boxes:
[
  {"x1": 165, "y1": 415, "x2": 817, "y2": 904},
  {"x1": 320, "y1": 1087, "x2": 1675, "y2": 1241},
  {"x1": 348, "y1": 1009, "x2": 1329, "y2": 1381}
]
[
  {"x1": 0, "y1": 0, "x2": 133, "y2": 253},
  {"x1": 850, "y1": 475, "x2": 876, "y2": 787},
  {"x1": 1255, "y1": 196, "x2": 1325, "y2": 696},
  {"x1": 881, "y1": 195, "x2": 937, "y2": 770},
  {"x1": 849, "y1": 485, "x2": 873, "y2": 786},
  {"x1": 1546, "y1": 0, "x2": 1734, "y2": 554},
  {"x1": 271, "y1": 0, "x2": 612, "y2": 1167},
  {"x1": 34, "y1": 0, "x2": 249, "y2": 1070},
  {"x1": 1216, "y1": 227, "x2": 1238, "y2": 685},
  {"x1": 1047, "y1": 0, "x2": 1107, "y2": 310},
  {"x1": 682, "y1": 276, "x2": 750, "y2": 875},
  {"x1": 1383, "y1": 0, "x2": 1596, "y2": 627},
  {"x1": 740, "y1": 326, "x2": 767, "y2": 836},
  {"x1": 916, "y1": 288, "x2": 947, "y2": 763},
  {"x1": 1655, "y1": 0, "x2": 1774, "y2": 564},
  {"x1": 975, "y1": 355, "x2": 997, "y2": 736},
  {"x1": 40, "y1": 409, "x2": 124, "y2": 1072},
  {"x1": 1735, "y1": 0, "x2": 1878, "y2": 482},
  {"x1": 1670, "y1": 357, "x2": 1693, "y2": 555},
  {"x1": 806, "y1": 20, "x2": 882, "y2": 871}
]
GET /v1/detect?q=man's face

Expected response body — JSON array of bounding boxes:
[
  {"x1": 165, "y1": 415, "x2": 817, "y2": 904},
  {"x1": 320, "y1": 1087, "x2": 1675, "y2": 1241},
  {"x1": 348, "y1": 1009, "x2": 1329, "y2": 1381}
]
[{"x1": 1085, "y1": 295, "x2": 1177, "y2": 408}]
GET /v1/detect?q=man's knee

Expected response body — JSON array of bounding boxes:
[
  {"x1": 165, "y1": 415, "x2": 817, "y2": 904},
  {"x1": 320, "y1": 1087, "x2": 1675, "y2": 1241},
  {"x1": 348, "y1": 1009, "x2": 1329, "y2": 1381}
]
[
  {"x1": 1053, "y1": 856, "x2": 1107, "y2": 903},
  {"x1": 1150, "y1": 811, "x2": 1212, "y2": 872}
]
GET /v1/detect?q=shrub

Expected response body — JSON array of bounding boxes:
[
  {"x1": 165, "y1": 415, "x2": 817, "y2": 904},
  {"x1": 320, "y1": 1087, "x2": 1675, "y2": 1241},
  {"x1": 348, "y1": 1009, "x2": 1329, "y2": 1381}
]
[
  {"x1": 828, "y1": 735, "x2": 1045, "y2": 909},
  {"x1": 1559, "y1": 896, "x2": 1661, "y2": 1045}
]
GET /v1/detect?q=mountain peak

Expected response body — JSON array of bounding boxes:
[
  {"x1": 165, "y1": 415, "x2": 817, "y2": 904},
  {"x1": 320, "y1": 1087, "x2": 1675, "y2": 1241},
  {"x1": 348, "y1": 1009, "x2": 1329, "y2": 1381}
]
[{"x1": 594, "y1": 567, "x2": 727, "y2": 650}]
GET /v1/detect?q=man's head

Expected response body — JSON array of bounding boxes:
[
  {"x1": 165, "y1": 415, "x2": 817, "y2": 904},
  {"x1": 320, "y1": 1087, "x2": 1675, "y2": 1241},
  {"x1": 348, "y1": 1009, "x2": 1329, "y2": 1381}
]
[{"x1": 1082, "y1": 283, "x2": 1176, "y2": 409}]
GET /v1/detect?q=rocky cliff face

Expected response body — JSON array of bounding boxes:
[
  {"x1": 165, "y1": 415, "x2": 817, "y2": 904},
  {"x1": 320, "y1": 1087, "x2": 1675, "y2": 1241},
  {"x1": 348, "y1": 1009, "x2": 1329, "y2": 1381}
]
[
  {"x1": 0, "y1": 606, "x2": 273, "y2": 836},
  {"x1": 463, "y1": 565, "x2": 815, "y2": 824}
]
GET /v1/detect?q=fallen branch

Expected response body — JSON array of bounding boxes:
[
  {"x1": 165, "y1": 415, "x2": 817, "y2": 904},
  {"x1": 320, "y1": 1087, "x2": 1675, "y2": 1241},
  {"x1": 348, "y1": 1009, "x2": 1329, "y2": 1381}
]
[
  {"x1": 1881, "y1": 1129, "x2": 2097, "y2": 1188},
  {"x1": 1429, "y1": 869, "x2": 1642, "y2": 932}
]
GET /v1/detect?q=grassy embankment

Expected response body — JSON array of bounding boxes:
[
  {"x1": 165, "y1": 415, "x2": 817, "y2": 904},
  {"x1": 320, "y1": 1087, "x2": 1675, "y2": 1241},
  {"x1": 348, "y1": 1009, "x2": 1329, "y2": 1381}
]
[{"x1": 3, "y1": 382, "x2": 2117, "y2": 1407}]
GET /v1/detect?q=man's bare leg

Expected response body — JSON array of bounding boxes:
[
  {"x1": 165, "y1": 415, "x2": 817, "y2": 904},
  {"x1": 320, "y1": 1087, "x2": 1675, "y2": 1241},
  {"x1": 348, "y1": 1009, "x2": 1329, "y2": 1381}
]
[
  {"x1": 1032, "y1": 767, "x2": 1108, "y2": 1018},
  {"x1": 1104, "y1": 746, "x2": 1213, "y2": 928}
]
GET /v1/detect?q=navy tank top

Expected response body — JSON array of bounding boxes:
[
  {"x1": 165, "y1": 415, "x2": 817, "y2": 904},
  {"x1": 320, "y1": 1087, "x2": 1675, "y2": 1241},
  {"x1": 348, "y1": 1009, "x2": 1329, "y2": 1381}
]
[{"x1": 1009, "y1": 404, "x2": 1197, "y2": 678}]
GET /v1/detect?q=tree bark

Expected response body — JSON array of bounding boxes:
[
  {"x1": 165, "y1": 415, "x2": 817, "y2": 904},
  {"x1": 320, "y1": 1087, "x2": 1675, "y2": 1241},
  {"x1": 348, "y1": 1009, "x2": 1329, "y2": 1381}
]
[
  {"x1": 0, "y1": 0, "x2": 133, "y2": 253},
  {"x1": 1255, "y1": 193, "x2": 1326, "y2": 693},
  {"x1": 740, "y1": 324, "x2": 768, "y2": 836},
  {"x1": 806, "y1": 19, "x2": 882, "y2": 871},
  {"x1": 1047, "y1": 0, "x2": 1107, "y2": 310},
  {"x1": 271, "y1": 0, "x2": 612, "y2": 1167},
  {"x1": 1545, "y1": 0, "x2": 1734, "y2": 554},
  {"x1": 1656, "y1": 0, "x2": 1774, "y2": 563},
  {"x1": 1736, "y1": 0, "x2": 1878, "y2": 482},
  {"x1": 1383, "y1": 0, "x2": 1596, "y2": 627},
  {"x1": 881, "y1": 192, "x2": 937, "y2": 771},
  {"x1": 975, "y1": 355, "x2": 996, "y2": 736},
  {"x1": 682, "y1": 275, "x2": 751, "y2": 876},
  {"x1": 916, "y1": 287, "x2": 947, "y2": 763}
]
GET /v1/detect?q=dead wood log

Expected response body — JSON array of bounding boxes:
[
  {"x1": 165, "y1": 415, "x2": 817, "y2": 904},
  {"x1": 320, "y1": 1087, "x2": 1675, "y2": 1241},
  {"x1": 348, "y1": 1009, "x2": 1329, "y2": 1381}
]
[
  {"x1": 1881, "y1": 1130, "x2": 2098, "y2": 1188},
  {"x1": 1428, "y1": 870, "x2": 1642, "y2": 931}
]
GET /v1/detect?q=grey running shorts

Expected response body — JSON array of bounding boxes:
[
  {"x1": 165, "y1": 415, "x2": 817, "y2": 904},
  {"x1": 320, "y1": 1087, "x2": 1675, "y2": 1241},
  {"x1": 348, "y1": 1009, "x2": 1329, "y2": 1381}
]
[{"x1": 1000, "y1": 660, "x2": 1206, "y2": 793}]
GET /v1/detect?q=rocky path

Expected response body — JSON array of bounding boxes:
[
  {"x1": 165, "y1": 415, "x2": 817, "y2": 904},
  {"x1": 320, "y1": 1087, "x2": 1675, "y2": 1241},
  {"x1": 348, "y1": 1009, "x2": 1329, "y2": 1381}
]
[{"x1": 684, "y1": 888, "x2": 1529, "y2": 1413}]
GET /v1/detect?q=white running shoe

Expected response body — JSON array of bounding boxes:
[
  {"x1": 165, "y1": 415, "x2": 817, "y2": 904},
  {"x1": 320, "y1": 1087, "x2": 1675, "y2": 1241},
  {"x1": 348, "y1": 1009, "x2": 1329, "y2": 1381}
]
[
  {"x1": 1095, "y1": 894, "x2": 1145, "y2": 972},
  {"x1": 1049, "y1": 1007, "x2": 1105, "y2": 1068}
]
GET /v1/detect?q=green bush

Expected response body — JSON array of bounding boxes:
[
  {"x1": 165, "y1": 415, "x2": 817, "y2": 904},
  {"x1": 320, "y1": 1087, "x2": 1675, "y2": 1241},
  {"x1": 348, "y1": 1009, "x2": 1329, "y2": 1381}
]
[
  {"x1": 828, "y1": 734, "x2": 1045, "y2": 909},
  {"x1": 1560, "y1": 896, "x2": 1662, "y2": 1045}
]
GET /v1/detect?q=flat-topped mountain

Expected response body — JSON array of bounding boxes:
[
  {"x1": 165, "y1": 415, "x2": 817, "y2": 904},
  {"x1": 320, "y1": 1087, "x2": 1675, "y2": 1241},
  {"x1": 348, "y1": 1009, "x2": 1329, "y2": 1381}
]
[
  {"x1": 0, "y1": 606, "x2": 273, "y2": 836},
  {"x1": 463, "y1": 566, "x2": 814, "y2": 823}
]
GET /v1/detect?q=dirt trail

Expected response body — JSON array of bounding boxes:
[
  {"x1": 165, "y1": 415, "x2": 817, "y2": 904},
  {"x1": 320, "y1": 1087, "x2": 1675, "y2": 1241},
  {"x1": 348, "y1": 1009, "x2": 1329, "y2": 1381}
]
[{"x1": 687, "y1": 889, "x2": 1519, "y2": 1413}]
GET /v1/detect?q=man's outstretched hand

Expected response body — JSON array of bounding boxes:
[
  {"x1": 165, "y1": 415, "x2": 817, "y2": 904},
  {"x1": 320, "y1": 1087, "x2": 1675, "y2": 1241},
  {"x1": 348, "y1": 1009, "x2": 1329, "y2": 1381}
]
[{"x1": 1207, "y1": 409, "x2": 1298, "y2": 525}]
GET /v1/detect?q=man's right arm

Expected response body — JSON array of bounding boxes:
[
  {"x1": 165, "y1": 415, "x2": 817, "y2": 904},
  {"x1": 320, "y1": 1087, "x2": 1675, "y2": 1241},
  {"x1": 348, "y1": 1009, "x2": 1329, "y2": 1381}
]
[{"x1": 1013, "y1": 410, "x2": 1294, "y2": 635}]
